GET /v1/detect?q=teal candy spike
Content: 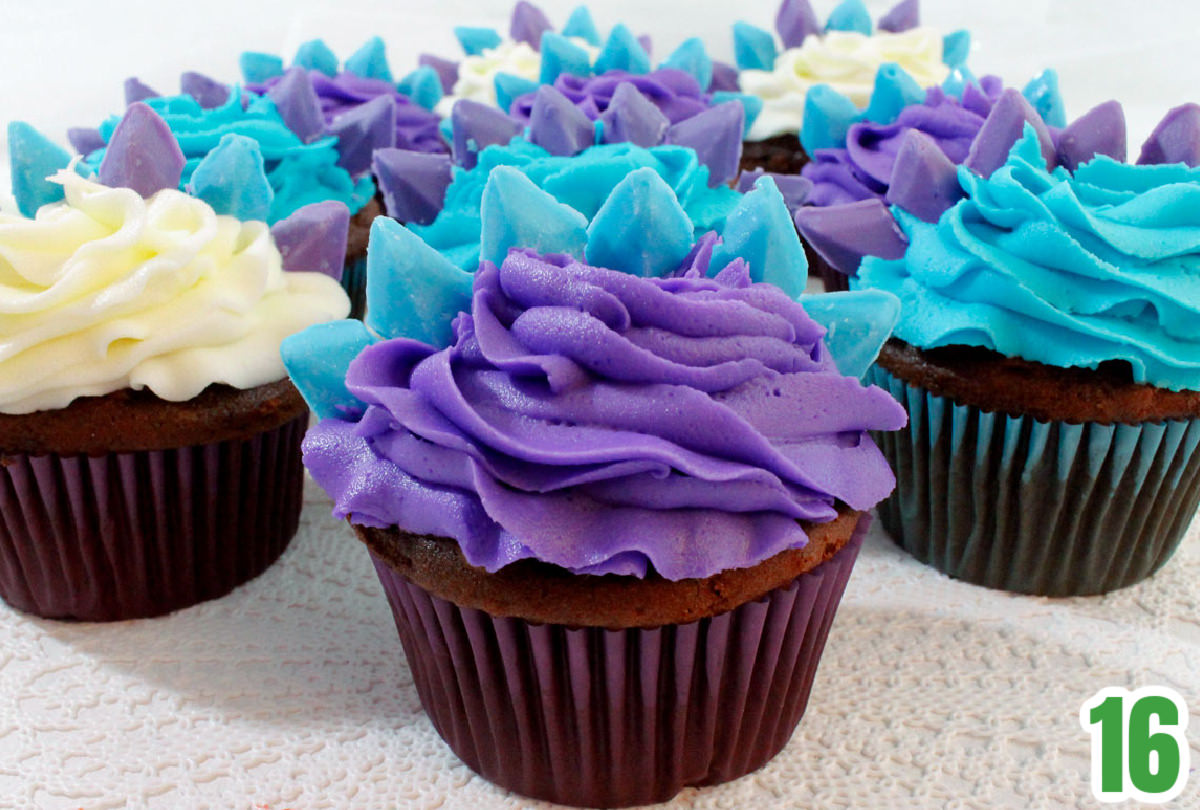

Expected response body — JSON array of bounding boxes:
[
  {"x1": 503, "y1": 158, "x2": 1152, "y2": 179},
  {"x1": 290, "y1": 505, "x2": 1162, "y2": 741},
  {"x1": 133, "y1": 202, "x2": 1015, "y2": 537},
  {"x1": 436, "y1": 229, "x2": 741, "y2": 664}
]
[
  {"x1": 540, "y1": 32, "x2": 592, "y2": 85},
  {"x1": 586, "y1": 167, "x2": 694, "y2": 278},
  {"x1": 732, "y1": 22, "x2": 776, "y2": 72},
  {"x1": 709, "y1": 177, "x2": 808, "y2": 299},
  {"x1": 281, "y1": 319, "x2": 376, "y2": 420},
  {"x1": 294, "y1": 39, "x2": 339, "y2": 77},
  {"x1": 8, "y1": 122, "x2": 72, "y2": 217},
  {"x1": 799, "y1": 85, "x2": 860, "y2": 153},
  {"x1": 594, "y1": 24, "x2": 651, "y2": 75},
  {"x1": 364, "y1": 217, "x2": 474, "y2": 347},
  {"x1": 345, "y1": 37, "x2": 393, "y2": 83},
  {"x1": 398, "y1": 66, "x2": 444, "y2": 111},
  {"x1": 862, "y1": 63, "x2": 924, "y2": 125},
  {"x1": 799, "y1": 289, "x2": 901, "y2": 380},
  {"x1": 439, "y1": 116, "x2": 454, "y2": 143},
  {"x1": 240, "y1": 52, "x2": 285, "y2": 84},
  {"x1": 661, "y1": 38, "x2": 713, "y2": 92},
  {"x1": 712, "y1": 92, "x2": 763, "y2": 136},
  {"x1": 188, "y1": 133, "x2": 274, "y2": 222},
  {"x1": 1023, "y1": 69, "x2": 1066, "y2": 129},
  {"x1": 562, "y1": 6, "x2": 601, "y2": 46},
  {"x1": 941, "y1": 68, "x2": 972, "y2": 99},
  {"x1": 942, "y1": 30, "x2": 970, "y2": 70},
  {"x1": 825, "y1": 0, "x2": 872, "y2": 34},
  {"x1": 495, "y1": 73, "x2": 540, "y2": 114},
  {"x1": 480, "y1": 166, "x2": 588, "y2": 267},
  {"x1": 455, "y1": 26, "x2": 503, "y2": 56}
]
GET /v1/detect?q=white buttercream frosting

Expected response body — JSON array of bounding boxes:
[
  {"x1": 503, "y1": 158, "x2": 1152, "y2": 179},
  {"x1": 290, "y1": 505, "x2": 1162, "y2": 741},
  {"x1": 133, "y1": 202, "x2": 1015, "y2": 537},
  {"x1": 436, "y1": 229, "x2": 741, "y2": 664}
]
[
  {"x1": 434, "y1": 37, "x2": 599, "y2": 117},
  {"x1": 740, "y1": 27, "x2": 950, "y2": 141},
  {"x1": 0, "y1": 171, "x2": 350, "y2": 414}
]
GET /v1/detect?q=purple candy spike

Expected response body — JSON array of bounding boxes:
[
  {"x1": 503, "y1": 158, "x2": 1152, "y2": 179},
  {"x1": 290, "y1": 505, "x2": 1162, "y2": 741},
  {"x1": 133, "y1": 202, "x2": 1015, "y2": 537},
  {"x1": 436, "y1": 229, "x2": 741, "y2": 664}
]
[
  {"x1": 709, "y1": 60, "x2": 740, "y2": 93},
  {"x1": 529, "y1": 85, "x2": 596, "y2": 156},
  {"x1": 666, "y1": 101, "x2": 744, "y2": 187},
  {"x1": 1137, "y1": 103, "x2": 1200, "y2": 167},
  {"x1": 419, "y1": 53, "x2": 460, "y2": 94},
  {"x1": 964, "y1": 89, "x2": 1056, "y2": 178},
  {"x1": 638, "y1": 35, "x2": 653, "y2": 58},
  {"x1": 268, "y1": 67, "x2": 326, "y2": 143},
  {"x1": 1057, "y1": 100, "x2": 1127, "y2": 172},
  {"x1": 794, "y1": 199, "x2": 908, "y2": 276},
  {"x1": 123, "y1": 77, "x2": 159, "y2": 106},
  {"x1": 776, "y1": 0, "x2": 822, "y2": 48},
  {"x1": 878, "y1": 0, "x2": 919, "y2": 33},
  {"x1": 600, "y1": 82, "x2": 670, "y2": 148},
  {"x1": 97, "y1": 102, "x2": 185, "y2": 198},
  {"x1": 180, "y1": 71, "x2": 230, "y2": 109},
  {"x1": 678, "y1": 230, "x2": 723, "y2": 276},
  {"x1": 737, "y1": 169, "x2": 812, "y2": 211},
  {"x1": 327, "y1": 94, "x2": 397, "y2": 176},
  {"x1": 510, "y1": 1, "x2": 553, "y2": 51},
  {"x1": 885, "y1": 129, "x2": 964, "y2": 223},
  {"x1": 372, "y1": 148, "x2": 453, "y2": 225},
  {"x1": 270, "y1": 201, "x2": 351, "y2": 280},
  {"x1": 451, "y1": 100, "x2": 524, "y2": 169},
  {"x1": 67, "y1": 127, "x2": 106, "y2": 156}
]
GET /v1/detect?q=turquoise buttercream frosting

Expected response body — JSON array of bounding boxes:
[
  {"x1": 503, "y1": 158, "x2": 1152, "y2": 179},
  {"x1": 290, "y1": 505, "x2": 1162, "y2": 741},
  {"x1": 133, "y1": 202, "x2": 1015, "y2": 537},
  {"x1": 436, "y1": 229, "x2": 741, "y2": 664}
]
[
  {"x1": 410, "y1": 139, "x2": 741, "y2": 271},
  {"x1": 86, "y1": 91, "x2": 374, "y2": 224},
  {"x1": 856, "y1": 127, "x2": 1200, "y2": 392}
]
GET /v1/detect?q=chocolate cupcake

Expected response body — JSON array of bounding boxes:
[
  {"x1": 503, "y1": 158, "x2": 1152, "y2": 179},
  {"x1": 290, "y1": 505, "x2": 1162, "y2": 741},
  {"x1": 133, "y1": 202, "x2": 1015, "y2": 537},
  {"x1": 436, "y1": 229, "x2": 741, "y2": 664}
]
[
  {"x1": 2, "y1": 109, "x2": 351, "y2": 620},
  {"x1": 797, "y1": 92, "x2": 1200, "y2": 596},
  {"x1": 284, "y1": 164, "x2": 906, "y2": 805}
]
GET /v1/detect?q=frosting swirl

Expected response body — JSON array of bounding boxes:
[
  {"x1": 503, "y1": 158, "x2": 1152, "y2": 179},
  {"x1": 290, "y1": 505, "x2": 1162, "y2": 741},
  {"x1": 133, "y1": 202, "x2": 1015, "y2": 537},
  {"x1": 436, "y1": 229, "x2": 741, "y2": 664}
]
[
  {"x1": 0, "y1": 172, "x2": 350, "y2": 414},
  {"x1": 303, "y1": 250, "x2": 905, "y2": 579},
  {"x1": 856, "y1": 131, "x2": 1200, "y2": 391},
  {"x1": 509, "y1": 69, "x2": 712, "y2": 124},
  {"x1": 434, "y1": 38, "x2": 598, "y2": 117}
]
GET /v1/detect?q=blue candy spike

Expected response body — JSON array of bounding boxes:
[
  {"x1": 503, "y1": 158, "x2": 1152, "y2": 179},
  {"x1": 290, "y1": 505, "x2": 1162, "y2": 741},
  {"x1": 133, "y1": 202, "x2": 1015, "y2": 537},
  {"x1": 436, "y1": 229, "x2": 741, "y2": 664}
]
[
  {"x1": 8, "y1": 122, "x2": 72, "y2": 217},
  {"x1": 364, "y1": 217, "x2": 474, "y2": 346},
  {"x1": 1023, "y1": 69, "x2": 1066, "y2": 129},
  {"x1": 712, "y1": 92, "x2": 763, "y2": 136},
  {"x1": 188, "y1": 133, "x2": 274, "y2": 222},
  {"x1": 733, "y1": 22, "x2": 777, "y2": 72},
  {"x1": 941, "y1": 68, "x2": 972, "y2": 100},
  {"x1": 586, "y1": 167, "x2": 694, "y2": 278},
  {"x1": 454, "y1": 26, "x2": 503, "y2": 56},
  {"x1": 562, "y1": 6, "x2": 602, "y2": 46},
  {"x1": 345, "y1": 36, "x2": 393, "y2": 83},
  {"x1": 495, "y1": 72, "x2": 540, "y2": 114},
  {"x1": 439, "y1": 116, "x2": 454, "y2": 143},
  {"x1": 825, "y1": 0, "x2": 872, "y2": 34},
  {"x1": 799, "y1": 84, "x2": 860, "y2": 153},
  {"x1": 240, "y1": 52, "x2": 285, "y2": 84},
  {"x1": 661, "y1": 38, "x2": 713, "y2": 92},
  {"x1": 863, "y1": 63, "x2": 925, "y2": 125},
  {"x1": 710, "y1": 177, "x2": 808, "y2": 299},
  {"x1": 124, "y1": 77, "x2": 159, "y2": 106},
  {"x1": 799, "y1": 290, "x2": 901, "y2": 379},
  {"x1": 942, "y1": 30, "x2": 970, "y2": 70},
  {"x1": 397, "y1": 66, "x2": 444, "y2": 111},
  {"x1": 281, "y1": 319, "x2": 377, "y2": 420},
  {"x1": 480, "y1": 166, "x2": 588, "y2": 266},
  {"x1": 593, "y1": 24, "x2": 651, "y2": 75},
  {"x1": 268, "y1": 67, "x2": 325, "y2": 143},
  {"x1": 540, "y1": 32, "x2": 593, "y2": 85},
  {"x1": 293, "y1": 39, "x2": 340, "y2": 77}
]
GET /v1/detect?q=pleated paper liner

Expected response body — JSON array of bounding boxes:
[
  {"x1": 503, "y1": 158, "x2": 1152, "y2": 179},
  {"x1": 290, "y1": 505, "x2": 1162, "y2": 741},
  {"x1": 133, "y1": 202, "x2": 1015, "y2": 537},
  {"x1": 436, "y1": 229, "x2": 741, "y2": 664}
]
[
  {"x1": 342, "y1": 253, "x2": 368, "y2": 320},
  {"x1": 370, "y1": 519, "x2": 867, "y2": 808},
  {"x1": 0, "y1": 414, "x2": 307, "y2": 621},
  {"x1": 867, "y1": 364, "x2": 1200, "y2": 596}
]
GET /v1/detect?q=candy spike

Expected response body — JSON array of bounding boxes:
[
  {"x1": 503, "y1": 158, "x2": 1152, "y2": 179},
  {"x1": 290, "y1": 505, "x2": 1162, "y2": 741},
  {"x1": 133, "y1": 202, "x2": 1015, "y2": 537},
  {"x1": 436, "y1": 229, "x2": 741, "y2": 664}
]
[
  {"x1": 594, "y1": 24, "x2": 651, "y2": 75},
  {"x1": 8, "y1": 122, "x2": 72, "y2": 217},
  {"x1": 454, "y1": 26, "x2": 503, "y2": 56},
  {"x1": 885, "y1": 129, "x2": 964, "y2": 223},
  {"x1": 1137, "y1": 104, "x2": 1200, "y2": 167},
  {"x1": 960, "y1": 77, "x2": 998, "y2": 118},
  {"x1": 794, "y1": 199, "x2": 907, "y2": 277},
  {"x1": 240, "y1": 52, "x2": 285, "y2": 84},
  {"x1": 942, "y1": 30, "x2": 970, "y2": 70},
  {"x1": 862, "y1": 63, "x2": 925, "y2": 125},
  {"x1": 660, "y1": 38, "x2": 714, "y2": 93},
  {"x1": 599, "y1": 82, "x2": 670, "y2": 148},
  {"x1": 180, "y1": 71, "x2": 229, "y2": 109},
  {"x1": 775, "y1": 0, "x2": 821, "y2": 49},
  {"x1": 480, "y1": 166, "x2": 588, "y2": 266},
  {"x1": 736, "y1": 169, "x2": 812, "y2": 211},
  {"x1": 281, "y1": 319, "x2": 377, "y2": 420},
  {"x1": 712, "y1": 92, "x2": 763, "y2": 136},
  {"x1": 267, "y1": 66, "x2": 325, "y2": 143},
  {"x1": 511, "y1": 1, "x2": 553, "y2": 51},
  {"x1": 451, "y1": 100, "x2": 524, "y2": 169},
  {"x1": 1022, "y1": 69, "x2": 1066, "y2": 129},
  {"x1": 97, "y1": 102, "x2": 185, "y2": 198},
  {"x1": 711, "y1": 177, "x2": 809, "y2": 298},
  {"x1": 878, "y1": 0, "x2": 919, "y2": 33},
  {"x1": 270, "y1": 200, "x2": 351, "y2": 278},
  {"x1": 345, "y1": 36, "x2": 393, "y2": 83},
  {"x1": 327, "y1": 94, "x2": 397, "y2": 176},
  {"x1": 562, "y1": 6, "x2": 602, "y2": 46},
  {"x1": 123, "y1": 77, "x2": 159, "y2": 106},
  {"x1": 825, "y1": 0, "x2": 872, "y2": 34},
  {"x1": 66, "y1": 127, "x2": 106, "y2": 157},
  {"x1": 188, "y1": 133, "x2": 274, "y2": 222},
  {"x1": 539, "y1": 32, "x2": 592, "y2": 85},
  {"x1": 528, "y1": 85, "x2": 596, "y2": 157},
  {"x1": 733, "y1": 22, "x2": 777, "y2": 72},
  {"x1": 963, "y1": 89, "x2": 1056, "y2": 178},
  {"x1": 495, "y1": 72, "x2": 540, "y2": 114},
  {"x1": 1057, "y1": 100, "x2": 1127, "y2": 172},
  {"x1": 638, "y1": 35, "x2": 654, "y2": 59},
  {"x1": 419, "y1": 53, "x2": 460, "y2": 94},
  {"x1": 678, "y1": 230, "x2": 722, "y2": 276},
  {"x1": 799, "y1": 84, "x2": 860, "y2": 154},
  {"x1": 666, "y1": 101, "x2": 744, "y2": 187},
  {"x1": 397, "y1": 66, "x2": 444, "y2": 111},
  {"x1": 709, "y1": 60, "x2": 740, "y2": 93},
  {"x1": 799, "y1": 289, "x2": 902, "y2": 379},
  {"x1": 293, "y1": 39, "x2": 339, "y2": 77},
  {"x1": 372, "y1": 148, "x2": 454, "y2": 226},
  {"x1": 585, "y1": 167, "x2": 695, "y2": 278}
]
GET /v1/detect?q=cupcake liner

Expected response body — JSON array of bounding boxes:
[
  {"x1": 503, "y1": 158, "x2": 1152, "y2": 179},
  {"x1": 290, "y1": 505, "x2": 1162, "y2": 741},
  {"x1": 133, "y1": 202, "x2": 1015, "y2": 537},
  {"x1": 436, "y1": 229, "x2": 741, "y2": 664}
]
[
  {"x1": 738, "y1": 134, "x2": 810, "y2": 176},
  {"x1": 868, "y1": 364, "x2": 1200, "y2": 596},
  {"x1": 370, "y1": 519, "x2": 867, "y2": 808},
  {"x1": 0, "y1": 414, "x2": 307, "y2": 621},
  {"x1": 342, "y1": 253, "x2": 368, "y2": 320}
]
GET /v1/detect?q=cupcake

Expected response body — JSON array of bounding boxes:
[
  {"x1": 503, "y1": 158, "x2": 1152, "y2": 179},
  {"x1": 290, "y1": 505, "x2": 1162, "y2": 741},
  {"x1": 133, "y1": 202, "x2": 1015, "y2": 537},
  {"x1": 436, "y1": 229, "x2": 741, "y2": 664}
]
[
  {"x1": 1, "y1": 108, "x2": 350, "y2": 620},
  {"x1": 797, "y1": 92, "x2": 1200, "y2": 596},
  {"x1": 283, "y1": 166, "x2": 907, "y2": 805},
  {"x1": 733, "y1": 0, "x2": 970, "y2": 176}
]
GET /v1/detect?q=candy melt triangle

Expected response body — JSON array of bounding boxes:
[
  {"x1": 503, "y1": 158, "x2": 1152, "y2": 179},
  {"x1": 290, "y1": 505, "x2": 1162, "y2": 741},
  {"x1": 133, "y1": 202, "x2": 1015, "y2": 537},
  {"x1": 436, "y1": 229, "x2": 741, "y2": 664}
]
[
  {"x1": 562, "y1": 5, "x2": 602, "y2": 46},
  {"x1": 594, "y1": 24, "x2": 651, "y2": 75},
  {"x1": 495, "y1": 72, "x2": 541, "y2": 114},
  {"x1": 825, "y1": 0, "x2": 872, "y2": 34},
  {"x1": 600, "y1": 82, "x2": 670, "y2": 148},
  {"x1": 240, "y1": 52, "x2": 284, "y2": 84},
  {"x1": 397, "y1": 66, "x2": 444, "y2": 111},
  {"x1": 1138, "y1": 104, "x2": 1200, "y2": 167},
  {"x1": 268, "y1": 67, "x2": 325, "y2": 144},
  {"x1": 281, "y1": 319, "x2": 378, "y2": 420},
  {"x1": 775, "y1": 0, "x2": 821, "y2": 48},
  {"x1": 877, "y1": 0, "x2": 919, "y2": 33},
  {"x1": 799, "y1": 290, "x2": 902, "y2": 379},
  {"x1": 529, "y1": 86, "x2": 596, "y2": 156},
  {"x1": 799, "y1": 85, "x2": 860, "y2": 153},
  {"x1": 539, "y1": 32, "x2": 592, "y2": 86},
  {"x1": 455, "y1": 26, "x2": 502, "y2": 57},
  {"x1": 661, "y1": 38, "x2": 713, "y2": 92},
  {"x1": 97, "y1": 102, "x2": 185, "y2": 198},
  {"x1": 419, "y1": 54, "x2": 460, "y2": 94},
  {"x1": 452, "y1": 100, "x2": 524, "y2": 169},
  {"x1": 480, "y1": 166, "x2": 588, "y2": 266},
  {"x1": 7, "y1": 122, "x2": 72, "y2": 217},
  {"x1": 188, "y1": 133, "x2": 274, "y2": 222},
  {"x1": 372, "y1": 148, "x2": 454, "y2": 226},
  {"x1": 1057, "y1": 100, "x2": 1127, "y2": 172},
  {"x1": 963, "y1": 89, "x2": 1056, "y2": 178},
  {"x1": 585, "y1": 167, "x2": 694, "y2": 277},
  {"x1": 293, "y1": 39, "x2": 339, "y2": 77},
  {"x1": 180, "y1": 72, "x2": 229, "y2": 109},
  {"x1": 511, "y1": 1, "x2": 553, "y2": 51},
  {"x1": 270, "y1": 200, "x2": 351, "y2": 278},
  {"x1": 794, "y1": 198, "x2": 908, "y2": 276},
  {"x1": 345, "y1": 37, "x2": 393, "y2": 83},
  {"x1": 732, "y1": 22, "x2": 777, "y2": 72},
  {"x1": 710, "y1": 177, "x2": 809, "y2": 298},
  {"x1": 666, "y1": 101, "x2": 744, "y2": 187},
  {"x1": 863, "y1": 63, "x2": 924, "y2": 125},
  {"x1": 124, "y1": 77, "x2": 159, "y2": 106},
  {"x1": 885, "y1": 129, "x2": 964, "y2": 223},
  {"x1": 327, "y1": 94, "x2": 397, "y2": 176}
]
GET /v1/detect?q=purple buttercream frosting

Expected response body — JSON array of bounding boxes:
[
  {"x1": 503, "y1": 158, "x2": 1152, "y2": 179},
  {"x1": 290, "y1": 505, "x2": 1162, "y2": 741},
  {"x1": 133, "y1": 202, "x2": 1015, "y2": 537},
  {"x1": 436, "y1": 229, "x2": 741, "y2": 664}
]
[
  {"x1": 302, "y1": 250, "x2": 905, "y2": 580},
  {"x1": 509, "y1": 68, "x2": 713, "y2": 124}
]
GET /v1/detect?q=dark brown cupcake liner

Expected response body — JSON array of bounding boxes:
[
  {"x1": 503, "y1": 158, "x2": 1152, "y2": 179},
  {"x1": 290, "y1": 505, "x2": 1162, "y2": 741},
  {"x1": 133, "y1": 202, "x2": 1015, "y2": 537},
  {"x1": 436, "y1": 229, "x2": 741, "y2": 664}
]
[
  {"x1": 0, "y1": 414, "x2": 307, "y2": 621},
  {"x1": 369, "y1": 519, "x2": 867, "y2": 808},
  {"x1": 738, "y1": 133, "x2": 810, "y2": 176},
  {"x1": 868, "y1": 364, "x2": 1200, "y2": 596}
]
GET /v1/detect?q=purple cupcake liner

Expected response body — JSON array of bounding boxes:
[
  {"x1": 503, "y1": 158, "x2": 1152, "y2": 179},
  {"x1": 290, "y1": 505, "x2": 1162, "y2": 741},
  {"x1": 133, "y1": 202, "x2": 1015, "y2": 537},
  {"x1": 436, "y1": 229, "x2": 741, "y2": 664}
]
[
  {"x1": 868, "y1": 364, "x2": 1200, "y2": 596},
  {"x1": 369, "y1": 519, "x2": 867, "y2": 808},
  {"x1": 0, "y1": 414, "x2": 307, "y2": 621}
]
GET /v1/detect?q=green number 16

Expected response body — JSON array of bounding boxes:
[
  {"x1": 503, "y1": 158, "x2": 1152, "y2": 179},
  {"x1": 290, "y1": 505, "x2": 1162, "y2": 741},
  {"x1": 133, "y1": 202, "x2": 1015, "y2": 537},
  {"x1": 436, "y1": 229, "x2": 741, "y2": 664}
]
[{"x1": 1081, "y1": 687, "x2": 1191, "y2": 804}]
